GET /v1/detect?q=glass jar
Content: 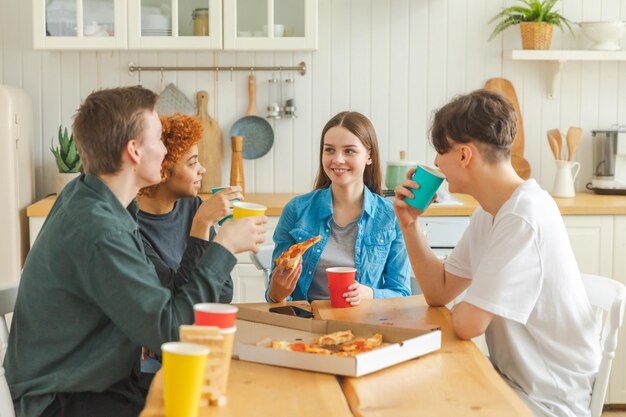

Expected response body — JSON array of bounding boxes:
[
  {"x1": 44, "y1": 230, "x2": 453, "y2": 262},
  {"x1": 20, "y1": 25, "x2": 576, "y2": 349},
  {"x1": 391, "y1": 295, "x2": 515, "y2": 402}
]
[{"x1": 192, "y1": 8, "x2": 209, "y2": 36}]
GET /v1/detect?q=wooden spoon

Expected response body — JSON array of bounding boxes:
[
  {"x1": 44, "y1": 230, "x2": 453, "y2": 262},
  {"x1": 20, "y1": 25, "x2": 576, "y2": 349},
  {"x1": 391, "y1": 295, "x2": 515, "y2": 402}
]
[
  {"x1": 547, "y1": 129, "x2": 561, "y2": 161},
  {"x1": 552, "y1": 128, "x2": 563, "y2": 160},
  {"x1": 566, "y1": 127, "x2": 583, "y2": 161}
]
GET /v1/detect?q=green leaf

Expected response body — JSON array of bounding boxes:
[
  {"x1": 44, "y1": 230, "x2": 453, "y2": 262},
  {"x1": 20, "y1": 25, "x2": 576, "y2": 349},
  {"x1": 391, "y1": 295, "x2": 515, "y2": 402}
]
[
  {"x1": 59, "y1": 127, "x2": 70, "y2": 159},
  {"x1": 51, "y1": 145, "x2": 70, "y2": 172},
  {"x1": 68, "y1": 159, "x2": 82, "y2": 173},
  {"x1": 488, "y1": 0, "x2": 573, "y2": 41}
]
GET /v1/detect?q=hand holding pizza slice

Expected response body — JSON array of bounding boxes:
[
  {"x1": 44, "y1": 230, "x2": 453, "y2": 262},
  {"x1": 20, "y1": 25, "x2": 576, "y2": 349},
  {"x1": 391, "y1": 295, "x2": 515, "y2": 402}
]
[{"x1": 275, "y1": 235, "x2": 323, "y2": 270}]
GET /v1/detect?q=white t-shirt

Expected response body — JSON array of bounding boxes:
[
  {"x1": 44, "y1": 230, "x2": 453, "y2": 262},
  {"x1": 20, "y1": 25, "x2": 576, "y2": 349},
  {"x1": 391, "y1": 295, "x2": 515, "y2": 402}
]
[{"x1": 445, "y1": 180, "x2": 600, "y2": 417}]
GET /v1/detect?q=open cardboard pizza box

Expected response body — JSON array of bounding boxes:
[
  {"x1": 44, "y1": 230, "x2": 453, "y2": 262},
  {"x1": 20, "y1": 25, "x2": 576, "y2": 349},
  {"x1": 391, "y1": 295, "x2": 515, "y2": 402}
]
[{"x1": 233, "y1": 306, "x2": 442, "y2": 377}]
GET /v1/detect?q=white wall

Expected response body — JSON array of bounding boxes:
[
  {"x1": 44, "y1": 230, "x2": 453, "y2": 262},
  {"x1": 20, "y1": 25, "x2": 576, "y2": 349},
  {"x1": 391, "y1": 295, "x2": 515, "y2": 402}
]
[{"x1": 2, "y1": 0, "x2": 626, "y2": 200}]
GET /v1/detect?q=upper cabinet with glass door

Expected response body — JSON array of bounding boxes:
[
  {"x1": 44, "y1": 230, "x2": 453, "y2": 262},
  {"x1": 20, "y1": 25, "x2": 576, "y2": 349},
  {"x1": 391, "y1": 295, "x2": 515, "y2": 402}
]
[
  {"x1": 127, "y1": 0, "x2": 221, "y2": 49},
  {"x1": 33, "y1": 0, "x2": 127, "y2": 49},
  {"x1": 223, "y1": 0, "x2": 317, "y2": 50}
]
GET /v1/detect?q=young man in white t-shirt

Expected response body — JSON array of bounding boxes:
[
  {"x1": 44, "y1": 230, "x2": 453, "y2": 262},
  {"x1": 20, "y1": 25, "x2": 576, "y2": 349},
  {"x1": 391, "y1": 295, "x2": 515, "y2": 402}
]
[{"x1": 394, "y1": 90, "x2": 600, "y2": 417}]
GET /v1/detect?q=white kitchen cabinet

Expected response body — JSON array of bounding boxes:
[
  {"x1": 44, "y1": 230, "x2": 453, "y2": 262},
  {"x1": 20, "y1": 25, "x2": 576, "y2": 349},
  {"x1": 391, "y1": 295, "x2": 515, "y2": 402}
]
[
  {"x1": 563, "y1": 215, "x2": 613, "y2": 278},
  {"x1": 231, "y1": 216, "x2": 279, "y2": 303},
  {"x1": 34, "y1": 0, "x2": 317, "y2": 51},
  {"x1": 223, "y1": 0, "x2": 317, "y2": 51},
  {"x1": 127, "y1": 0, "x2": 222, "y2": 50},
  {"x1": 609, "y1": 217, "x2": 626, "y2": 403},
  {"x1": 33, "y1": 0, "x2": 127, "y2": 49}
]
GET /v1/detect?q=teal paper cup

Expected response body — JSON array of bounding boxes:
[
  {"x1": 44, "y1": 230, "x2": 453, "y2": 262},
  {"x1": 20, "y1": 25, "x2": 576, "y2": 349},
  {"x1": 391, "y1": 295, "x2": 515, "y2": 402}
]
[
  {"x1": 211, "y1": 186, "x2": 240, "y2": 226},
  {"x1": 405, "y1": 165, "x2": 446, "y2": 211}
]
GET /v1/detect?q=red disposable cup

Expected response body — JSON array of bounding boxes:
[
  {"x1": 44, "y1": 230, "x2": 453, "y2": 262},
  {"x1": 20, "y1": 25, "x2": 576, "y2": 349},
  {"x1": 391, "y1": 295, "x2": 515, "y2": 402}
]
[
  {"x1": 326, "y1": 267, "x2": 357, "y2": 308},
  {"x1": 193, "y1": 303, "x2": 238, "y2": 328}
]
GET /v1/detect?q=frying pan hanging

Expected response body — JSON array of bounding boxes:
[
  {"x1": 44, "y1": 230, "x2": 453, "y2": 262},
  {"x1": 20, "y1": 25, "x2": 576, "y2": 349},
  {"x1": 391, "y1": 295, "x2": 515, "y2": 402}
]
[{"x1": 229, "y1": 75, "x2": 274, "y2": 159}]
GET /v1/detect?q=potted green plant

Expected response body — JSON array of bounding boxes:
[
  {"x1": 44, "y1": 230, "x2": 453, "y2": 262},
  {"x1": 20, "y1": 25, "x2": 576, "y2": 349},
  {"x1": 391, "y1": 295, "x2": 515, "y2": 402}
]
[
  {"x1": 488, "y1": 0, "x2": 574, "y2": 50},
  {"x1": 51, "y1": 125, "x2": 82, "y2": 195}
]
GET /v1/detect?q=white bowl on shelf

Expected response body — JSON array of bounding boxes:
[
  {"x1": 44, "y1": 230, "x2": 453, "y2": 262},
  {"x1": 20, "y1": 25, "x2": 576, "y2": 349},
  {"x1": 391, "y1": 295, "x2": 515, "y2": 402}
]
[{"x1": 580, "y1": 21, "x2": 626, "y2": 51}]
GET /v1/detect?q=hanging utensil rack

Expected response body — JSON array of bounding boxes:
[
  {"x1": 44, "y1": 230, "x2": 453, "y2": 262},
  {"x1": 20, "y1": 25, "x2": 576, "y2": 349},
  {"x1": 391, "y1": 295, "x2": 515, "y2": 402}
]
[{"x1": 128, "y1": 61, "x2": 307, "y2": 76}]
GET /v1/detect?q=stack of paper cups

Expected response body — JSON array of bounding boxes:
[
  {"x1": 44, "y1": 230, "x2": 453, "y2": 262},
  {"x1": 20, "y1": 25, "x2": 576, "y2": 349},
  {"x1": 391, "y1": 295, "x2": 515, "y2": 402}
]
[{"x1": 190, "y1": 303, "x2": 239, "y2": 406}]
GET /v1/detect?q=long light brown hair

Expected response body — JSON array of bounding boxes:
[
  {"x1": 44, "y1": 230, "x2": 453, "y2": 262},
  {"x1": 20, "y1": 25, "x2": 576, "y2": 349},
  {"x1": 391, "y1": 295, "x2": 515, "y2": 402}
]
[{"x1": 313, "y1": 112, "x2": 382, "y2": 195}]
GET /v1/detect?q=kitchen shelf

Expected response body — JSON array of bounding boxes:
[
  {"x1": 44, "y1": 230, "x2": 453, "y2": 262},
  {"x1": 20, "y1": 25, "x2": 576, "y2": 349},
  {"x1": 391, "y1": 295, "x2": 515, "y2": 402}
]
[{"x1": 506, "y1": 49, "x2": 626, "y2": 98}]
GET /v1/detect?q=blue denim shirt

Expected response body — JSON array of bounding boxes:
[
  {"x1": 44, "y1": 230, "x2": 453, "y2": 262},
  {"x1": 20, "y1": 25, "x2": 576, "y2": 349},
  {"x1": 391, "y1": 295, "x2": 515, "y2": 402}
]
[{"x1": 267, "y1": 186, "x2": 411, "y2": 301}]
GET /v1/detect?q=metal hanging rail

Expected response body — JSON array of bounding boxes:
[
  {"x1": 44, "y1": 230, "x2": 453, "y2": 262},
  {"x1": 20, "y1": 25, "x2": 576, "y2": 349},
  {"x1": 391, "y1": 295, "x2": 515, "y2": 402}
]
[{"x1": 128, "y1": 61, "x2": 307, "y2": 76}]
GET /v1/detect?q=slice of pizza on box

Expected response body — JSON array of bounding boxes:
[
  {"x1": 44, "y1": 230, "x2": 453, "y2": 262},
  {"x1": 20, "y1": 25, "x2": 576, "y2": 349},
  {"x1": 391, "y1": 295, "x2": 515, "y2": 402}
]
[{"x1": 275, "y1": 235, "x2": 322, "y2": 269}]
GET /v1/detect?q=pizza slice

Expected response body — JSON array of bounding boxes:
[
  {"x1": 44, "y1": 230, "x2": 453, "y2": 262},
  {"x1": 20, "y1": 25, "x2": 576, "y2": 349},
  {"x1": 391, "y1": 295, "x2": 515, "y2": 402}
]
[
  {"x1": 314, "y1": 330, "x2": 355, "y2": 346},
  {"x1": 275, "y1": 235, "x2": 323, "y2": 270}
]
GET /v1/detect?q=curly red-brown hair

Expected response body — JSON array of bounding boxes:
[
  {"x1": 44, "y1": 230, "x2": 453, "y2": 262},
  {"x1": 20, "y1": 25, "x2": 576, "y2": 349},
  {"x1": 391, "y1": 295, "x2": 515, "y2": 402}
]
[{"x1": 139, "y1": 113, "x2": 204, "y2": 197}]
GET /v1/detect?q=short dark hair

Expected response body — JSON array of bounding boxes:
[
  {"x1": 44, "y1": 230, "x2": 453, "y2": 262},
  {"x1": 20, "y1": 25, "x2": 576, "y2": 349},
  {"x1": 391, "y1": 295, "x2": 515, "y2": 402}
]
[
  {"x1": 73, "y1": 86, "x2": 158, "y2": 175},
  {"x1": 314, "y1": 112, "x2": 382, "y2": 195},
  {"x1": 430, "y1": 89, "x2": 517, "y2": 162}
]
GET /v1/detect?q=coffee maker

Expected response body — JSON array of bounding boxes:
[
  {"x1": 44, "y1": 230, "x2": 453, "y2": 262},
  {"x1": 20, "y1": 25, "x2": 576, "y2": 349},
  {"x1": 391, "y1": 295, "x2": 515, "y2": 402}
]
[{"x1": 589, "y1": 127, "x2": 626, "y2": 194}]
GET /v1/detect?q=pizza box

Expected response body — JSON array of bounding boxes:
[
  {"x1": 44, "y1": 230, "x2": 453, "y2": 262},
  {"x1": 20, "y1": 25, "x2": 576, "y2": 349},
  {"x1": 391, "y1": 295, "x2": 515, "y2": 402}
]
[{"x1": 233, "y1": 306, "x2": 441, "y2": 377}]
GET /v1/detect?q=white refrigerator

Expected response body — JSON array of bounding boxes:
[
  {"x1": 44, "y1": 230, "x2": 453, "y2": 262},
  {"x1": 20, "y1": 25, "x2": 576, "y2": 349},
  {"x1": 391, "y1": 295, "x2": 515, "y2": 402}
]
[{"x1": 0, "y1": 85, "x2": 34, "y2": 285}]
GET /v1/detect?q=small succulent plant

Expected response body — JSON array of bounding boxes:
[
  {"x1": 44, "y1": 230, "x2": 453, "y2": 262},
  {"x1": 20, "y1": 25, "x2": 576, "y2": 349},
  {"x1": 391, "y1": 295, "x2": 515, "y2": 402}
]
[{"x1": 50, "y1": 126, "x2": 82, "y2": 173}]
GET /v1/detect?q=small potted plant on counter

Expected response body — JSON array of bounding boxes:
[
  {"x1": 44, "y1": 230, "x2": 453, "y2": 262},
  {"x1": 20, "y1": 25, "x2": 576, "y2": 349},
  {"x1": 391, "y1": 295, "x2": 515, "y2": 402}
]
[
  {"x1": 488, "y1": 0, "x2": 574, "y2": 50},
  {"x1": 51, "y1": 125, "x2": 82, "y2": 195}
]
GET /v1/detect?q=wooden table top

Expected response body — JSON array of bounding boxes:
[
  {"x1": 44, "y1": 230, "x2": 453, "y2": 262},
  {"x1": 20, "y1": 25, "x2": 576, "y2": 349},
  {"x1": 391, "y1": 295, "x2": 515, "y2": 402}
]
[
  {"x1": 237, "y1": 297, "x2": 532, "y2": 416},
  {"x1": 311, "y1": 296, "x2": 533, "y2": 417},
  {"x1": 26, "y1": 191, "x2": 626, "y2": 218},
  {"x1": 141, "y1": 357, "x2": 352, "y2": 417}
]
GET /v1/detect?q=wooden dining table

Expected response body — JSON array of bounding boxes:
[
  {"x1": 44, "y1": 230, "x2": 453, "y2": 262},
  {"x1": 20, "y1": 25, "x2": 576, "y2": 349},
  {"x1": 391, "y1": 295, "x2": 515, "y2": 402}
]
[{"x1": 141, "y1": 296, "x2": 532, "y2": 416}]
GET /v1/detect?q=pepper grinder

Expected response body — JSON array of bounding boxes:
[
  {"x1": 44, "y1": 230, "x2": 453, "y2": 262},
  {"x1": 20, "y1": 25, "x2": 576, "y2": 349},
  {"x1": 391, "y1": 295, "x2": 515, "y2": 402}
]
[{"x1": 230, "y1": 135, "x2": 245, "y2": 193}]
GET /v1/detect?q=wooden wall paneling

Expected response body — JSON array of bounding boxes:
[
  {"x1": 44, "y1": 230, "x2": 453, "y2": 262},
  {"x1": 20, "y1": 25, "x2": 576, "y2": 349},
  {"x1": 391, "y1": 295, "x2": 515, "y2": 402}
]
[
  {"x1": 292, "y1": 51, "x2": 313, "y2": 191},
  {"x1": 97, "y1": 51, "x2": 122, "y2": 89},
  {"x1": 79, "y1": 52, "x2": 98, "y2": 99},
  {"x1": 407, "y1": 0, "x2": 428, "y2": 164},
  {"x1": 369, "y1": 0, "x2": 390, "y2": 167},
  {"x1": 387, "y1": 0, "x2": 410, "y2": 169},
  {"x1": 155, "y1": 51, "x2": 177, "y2": 93},
  {"x1": 2, "y1": 0, "x2": 22, "y2": 88},
  {"x1": 329, "y1": 0, "x2": 350, "y2": 115},
  {"x1": 60, "y1": 52, "x2": 80, "y2": 127},
  {"x1": 175, "y1": 51, "x2": 197, "y2": 103},
  {"x1": 40, "y1": 52, "x2": 61, "y2": 196},
  {"x1": 445, "y1": 0, "x2": 466, "y2": 97},
  {"x1": 425, "y1": 0, "x2": 447, "y2": 166},
  {"x1": 214, "y1": 52, "x2": 237, "y2": 189},
  {"x1": 310, "y1": 0, "x2": 331, "y2": 181},
  {"x1": 21, "y1": 49, "x2": 42, "y2": 198},
  {"x1": 579, "y1": 61, "x2": 601, "y2": 194},
  {"x1": 348, "y1": 0, "x2": 371, "y2": 116},
  {"x1": 233, "y1": 52, "x2": 256, "y2": 192},
  {"x1": 253, "y1": 51, "x2": 277, "y2": 193},
  {"x1": 483, "y1": 0, "x2": 504, "y2": 81}
]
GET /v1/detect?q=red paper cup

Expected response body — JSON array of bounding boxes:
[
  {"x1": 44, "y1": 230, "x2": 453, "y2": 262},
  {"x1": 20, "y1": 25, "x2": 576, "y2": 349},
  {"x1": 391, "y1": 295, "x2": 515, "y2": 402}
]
[
  {"x1": 326, "y1": 267, "x2": 357, "y2": 308},
  {"x1": 193, "y1": 303, "x2": 238, "y2": 328}
]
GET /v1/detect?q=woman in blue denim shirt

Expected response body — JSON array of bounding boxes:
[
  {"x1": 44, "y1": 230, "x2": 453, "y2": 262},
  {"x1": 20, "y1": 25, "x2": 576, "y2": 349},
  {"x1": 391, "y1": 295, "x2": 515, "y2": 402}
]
[{"x1": 267, "y1": 112, "x2": 411, "y2": 305}]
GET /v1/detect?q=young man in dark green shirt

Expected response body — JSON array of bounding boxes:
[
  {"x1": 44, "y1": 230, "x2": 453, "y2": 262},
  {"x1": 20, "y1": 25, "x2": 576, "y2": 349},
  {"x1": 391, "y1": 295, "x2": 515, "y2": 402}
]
[{"x1": 4, "y1": 86, "x2": 267, "y2": 417}]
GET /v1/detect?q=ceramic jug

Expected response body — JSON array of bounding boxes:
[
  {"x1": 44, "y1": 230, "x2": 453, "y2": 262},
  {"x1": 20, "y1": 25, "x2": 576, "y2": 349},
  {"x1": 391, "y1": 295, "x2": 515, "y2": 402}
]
[{"x1": 552, "y1": 160, "x2": 581, "y2": 197}]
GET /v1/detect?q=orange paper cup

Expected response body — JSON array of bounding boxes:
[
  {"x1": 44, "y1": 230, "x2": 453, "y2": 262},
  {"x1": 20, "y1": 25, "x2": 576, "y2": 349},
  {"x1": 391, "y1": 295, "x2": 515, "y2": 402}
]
[
  {"x1": 326, "y1": 267, "x2": 356, "y2": 308},
  {"x1": 194, "y1": 303, "x2": 238, "y2": 328}
]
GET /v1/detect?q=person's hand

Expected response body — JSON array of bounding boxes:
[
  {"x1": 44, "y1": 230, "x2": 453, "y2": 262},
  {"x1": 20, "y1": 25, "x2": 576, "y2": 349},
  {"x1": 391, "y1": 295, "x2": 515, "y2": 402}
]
[
  {"x1": 199, "y1": 186, "x2": 243, "y2": 224},
  {"x1": 393, "y1": 168, "x2": 436, "y2": 229},
  {"x1": 190, "y1": 187, "x2": 243, "y2": 240},
  {"x1": 343, "y1": 282, "x2": 374, "y2": 306},
  {"x1": 213, "y1": 215, "x2": 267, "y2": 254},
  {"x1": 268, "y1": 258, "x2": 303, "y2": 302}
]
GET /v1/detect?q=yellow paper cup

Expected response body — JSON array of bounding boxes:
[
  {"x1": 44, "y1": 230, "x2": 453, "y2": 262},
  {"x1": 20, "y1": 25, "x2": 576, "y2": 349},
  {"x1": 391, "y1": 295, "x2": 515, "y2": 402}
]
[
  {"x1": 162, "y1": 342, "x2": 210, "y2": 417},
  {"x1": 232, "y1": 201, "x2": 266, "y2": 219}
]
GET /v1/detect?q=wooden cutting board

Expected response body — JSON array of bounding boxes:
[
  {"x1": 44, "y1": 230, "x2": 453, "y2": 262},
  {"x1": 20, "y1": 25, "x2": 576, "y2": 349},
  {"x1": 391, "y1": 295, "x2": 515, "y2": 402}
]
[
  {"x1": 484, "y1": 78, "x2": 531, "y2": 179},
  {"x1": 196, "y1": 91, "x2": 222, "y2": 192}
]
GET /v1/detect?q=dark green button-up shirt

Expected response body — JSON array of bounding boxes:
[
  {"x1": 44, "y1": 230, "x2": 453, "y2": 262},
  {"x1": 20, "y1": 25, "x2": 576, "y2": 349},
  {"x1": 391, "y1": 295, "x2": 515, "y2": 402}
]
[{"x1": 4, "y1": 174, "x2": 236, "y2": 417}]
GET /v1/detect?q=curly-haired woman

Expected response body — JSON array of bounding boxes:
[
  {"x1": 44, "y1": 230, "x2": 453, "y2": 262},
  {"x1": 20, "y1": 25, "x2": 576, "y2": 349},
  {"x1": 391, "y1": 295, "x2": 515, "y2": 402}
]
[{"x1": 137, "y1": 113, "x2": 243, "y2": 302}]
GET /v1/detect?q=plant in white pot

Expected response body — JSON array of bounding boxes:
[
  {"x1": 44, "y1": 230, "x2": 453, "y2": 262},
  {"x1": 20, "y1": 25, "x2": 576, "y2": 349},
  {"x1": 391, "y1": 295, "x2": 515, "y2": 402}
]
[
  {"x1": 489, "y1": 0, "x2": 574, "y2": 50},
  {"x1": 51, "y1": 125, "x2": 82, "y2": 195}
]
